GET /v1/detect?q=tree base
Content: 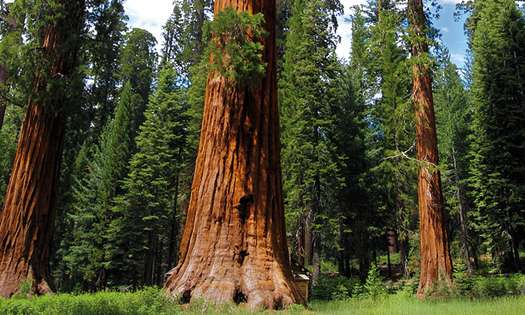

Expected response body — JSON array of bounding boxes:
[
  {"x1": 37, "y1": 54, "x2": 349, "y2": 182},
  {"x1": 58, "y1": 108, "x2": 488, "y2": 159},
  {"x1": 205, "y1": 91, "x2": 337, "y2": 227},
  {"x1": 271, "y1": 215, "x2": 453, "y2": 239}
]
[
  {"x1": 417, "y1": 271, "x2": 454, "y2": 300},
  {"x1": 0, "y1": 263, "x2": 52, "y2": 298},
  {"x1": 165, "y1": 260, "x2": 304, "y2": 310}
]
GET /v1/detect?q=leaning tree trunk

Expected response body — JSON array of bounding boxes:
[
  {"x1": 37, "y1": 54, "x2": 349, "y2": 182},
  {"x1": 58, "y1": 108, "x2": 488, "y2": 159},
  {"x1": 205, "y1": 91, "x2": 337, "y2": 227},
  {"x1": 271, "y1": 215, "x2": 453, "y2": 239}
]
[
  {"x1": 164, "y1": 0, "x2": 303, "y2": 310},
  {"x1": 408, "y1": 0, "x2": 453, "y2": 298},
  {"x1": 0, "y1": 1, "x2": 85, "y2": 298}
]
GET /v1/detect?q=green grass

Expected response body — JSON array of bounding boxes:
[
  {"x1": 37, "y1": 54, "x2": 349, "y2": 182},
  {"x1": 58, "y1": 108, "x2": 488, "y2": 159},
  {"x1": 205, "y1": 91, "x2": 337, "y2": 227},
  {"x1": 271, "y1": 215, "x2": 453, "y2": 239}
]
[
  {"x1": 0, "y1": 288, "x2": 524, "y2": 315},
  {"x1": 310, "y1": 295, "x2": 525, "y2": 315}
]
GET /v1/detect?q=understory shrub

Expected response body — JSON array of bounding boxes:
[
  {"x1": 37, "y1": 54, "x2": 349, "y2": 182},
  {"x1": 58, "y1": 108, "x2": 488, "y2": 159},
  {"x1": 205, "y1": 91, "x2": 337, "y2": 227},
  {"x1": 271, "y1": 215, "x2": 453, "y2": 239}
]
[
  {"x1": 311, "y1": 274, "x2": 355, "y2": 300},
  {"x1": 0, "y1": 287, "x2": 176, "y2": 315},
  {"x1": 455, "y1": 273, "x2": 525, "y2": 298}
]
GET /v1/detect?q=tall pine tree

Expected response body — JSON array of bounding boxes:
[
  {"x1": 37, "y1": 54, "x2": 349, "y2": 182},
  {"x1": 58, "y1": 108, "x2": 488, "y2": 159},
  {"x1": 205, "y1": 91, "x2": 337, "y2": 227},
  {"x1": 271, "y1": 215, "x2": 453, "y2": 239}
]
[
  {"x1": 279, "y1": 0, "x2": 343, "y2": 282},
  {"x1": 468, "y1": 0, "x2": 525, "y2": 272},
  {"x1": 112, "y1": 64, "x2": 190, "y2": 287}
]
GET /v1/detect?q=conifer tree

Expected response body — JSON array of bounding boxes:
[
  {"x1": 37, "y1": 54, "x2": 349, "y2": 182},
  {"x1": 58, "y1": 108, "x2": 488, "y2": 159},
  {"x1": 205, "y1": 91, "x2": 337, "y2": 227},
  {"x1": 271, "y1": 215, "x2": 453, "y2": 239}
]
[
  {"x1": 66, "y1": 82, "x2": 137, "y2": 289},
  {"x1": 119, "y1": 28, "x2": 157, "y2": 136},
  {"x1": 468, "y1": 0, "x2": 525, "y2": 272},
  {"x1": 367, "y1": 0, "x2": 416, "y2": 279},
  {"x1": 112, "y1": 64, "x2": 190, "y2": 286},
  {"x1": 51, "y1": 0, "x2": 128, "y2": 289},
  {"x1": 161, "y1": 0, "x2": 212, "y2": 76},
  {"x1": 279, "y1": 0, "x2": 343, "y2": 282},
  {"x1": 434, "y1": 51, "x2": 476, "y2": 273},
  {"x1": 160, "y1": 0, "x2": 212, "y2": 212},
  {"x1": 0, "y1": 0, "x2": 9, "y2": 130},
  {"x1": 64, "y1": 28, "x2": 156, "y2": 289},
  {"x1": 88, "y1": 0, "x2": 128, "y2": 134}
]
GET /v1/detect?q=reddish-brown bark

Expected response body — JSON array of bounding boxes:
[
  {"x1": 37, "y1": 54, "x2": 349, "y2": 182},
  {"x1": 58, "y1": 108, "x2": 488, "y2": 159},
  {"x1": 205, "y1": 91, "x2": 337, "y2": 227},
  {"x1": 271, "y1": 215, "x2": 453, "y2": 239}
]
[
  {"x1": 408, "y1": 0, "x2": 453, "y2": 298},
  {"x1": 0, "y1": 1, "x2": 85, "y2": 298},
  {"x1": 164, "y1": 0, "x2": 304, "y2": 309}
]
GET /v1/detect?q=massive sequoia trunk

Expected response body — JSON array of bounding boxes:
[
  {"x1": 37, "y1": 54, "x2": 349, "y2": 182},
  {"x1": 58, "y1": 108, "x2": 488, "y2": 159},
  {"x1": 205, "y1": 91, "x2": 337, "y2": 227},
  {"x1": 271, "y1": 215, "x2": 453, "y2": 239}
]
[
  {"x1": 408, "y1": 0, "x2": 453, "y2": 298},
  {"x1": 0, "y1": 1, "x2": 85, "y2": 298},
  {"x1": 164, "y1": 0, "x2": 304, "y2": 309}
]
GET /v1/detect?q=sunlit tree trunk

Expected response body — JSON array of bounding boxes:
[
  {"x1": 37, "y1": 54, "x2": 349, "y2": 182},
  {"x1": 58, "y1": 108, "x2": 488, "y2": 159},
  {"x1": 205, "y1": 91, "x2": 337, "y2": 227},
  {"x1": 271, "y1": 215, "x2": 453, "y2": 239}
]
[
  {"x1": 0, "y1": 1, "x2": 85, "y2": 298},
  {"x1": 164, "y1": 0, "x2": 303, "y2": 309},
  {"x1": 408, "y1": 0, "x2": 453, "y2": 298}
]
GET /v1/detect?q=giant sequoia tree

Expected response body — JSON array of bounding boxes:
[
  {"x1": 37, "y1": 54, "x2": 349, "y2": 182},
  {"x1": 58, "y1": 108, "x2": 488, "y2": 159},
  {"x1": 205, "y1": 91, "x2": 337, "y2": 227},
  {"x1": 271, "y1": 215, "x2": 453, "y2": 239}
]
[
  {"x1": 164, "y1": 1, "x2": 303, "y2": 309},
  {"x1": 0, "y1": 0, "x2": 85, "y2": 297},
  {"x1": 408, "y1": 0, "x2": 453, "y2": 297}
]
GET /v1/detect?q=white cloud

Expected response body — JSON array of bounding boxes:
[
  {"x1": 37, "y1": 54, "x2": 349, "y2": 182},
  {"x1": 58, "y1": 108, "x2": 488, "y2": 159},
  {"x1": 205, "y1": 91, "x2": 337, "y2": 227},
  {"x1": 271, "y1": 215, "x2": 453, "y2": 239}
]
[
  {"x1": 124, "y1": 0, "x2": 173, "y2": 47},
  {"x1": 336, "y1": 1, "x2": 367, "y2": 59},
  {"x1": 451, "y1": 53, "x2": 466, "y2": 66}
]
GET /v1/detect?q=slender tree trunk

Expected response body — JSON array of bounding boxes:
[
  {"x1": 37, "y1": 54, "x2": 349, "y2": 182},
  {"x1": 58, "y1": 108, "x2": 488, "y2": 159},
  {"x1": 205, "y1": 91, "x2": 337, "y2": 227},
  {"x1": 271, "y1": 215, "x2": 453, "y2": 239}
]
[
  {"x1": 0, "y1": 1, "x2": 85, "y2": 298},
  {"x1": 164, "y1": 0, "x2": 303, "y2": 309},
  {"x1": 452, "y1": 148, "x2": 475, "y2": 274},
  {"x1": 304, "y1": 209, "x2": 314, "y2": 266},
  {"x1": 166, "y1": 173, "x2": 180, "y2": 270},
  {"x1": 312, "y1": 237, "x2": 320, "y2": 285},
  {"x1": 0, "y1": 64, "x2": 6, "y2": 130},
  {"x1": 387, "y1": 248, "x2": 392, "y2": 278},
  {"x1": 408, "y1": 0, "x2": 453, "y2": 298},
  {"x1": 144, "y1": 231, "x2": 154, "y2": 285},
  {"x1": 386, "y1": 231, "x2": 393, "y2": 278},
  {"x1": 387, "y1": 230, "x2": 397, "y2": 254},
  {"x1": 399, "y1": 239, "x2": 410, "y2": 278},
  {"x1": 295, "y1": 214, "x2": 306, "y2": 267},
  {"x1": 157, "y1": 240, "x2": 164, "y2": 286},
  {"x1": 338, "y1": 219, "x2": 346, "y2": 276},
  {"x1": 510, "y1": 231, "x2": 521, "y2": 272},
  {"x1": 395, "y1": 184, "x2": 410, "y2": 278},
  {"x1": 358, "y1": 234, "x2": 370, "y2": 282}
]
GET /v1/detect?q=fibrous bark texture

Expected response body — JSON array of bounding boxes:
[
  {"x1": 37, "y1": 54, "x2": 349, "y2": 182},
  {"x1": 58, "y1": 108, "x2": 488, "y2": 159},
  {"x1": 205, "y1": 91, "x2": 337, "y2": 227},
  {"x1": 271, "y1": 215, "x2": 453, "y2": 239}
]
[
  {"x1": 164, "y1": 0, "x2": 304, "y2": 309},
  {"x1": 0, "y1": 1, "x2": 85, "y2": 298},
  {"x1": 408, "y1": 0, "x2": 453, "y2": 298}
]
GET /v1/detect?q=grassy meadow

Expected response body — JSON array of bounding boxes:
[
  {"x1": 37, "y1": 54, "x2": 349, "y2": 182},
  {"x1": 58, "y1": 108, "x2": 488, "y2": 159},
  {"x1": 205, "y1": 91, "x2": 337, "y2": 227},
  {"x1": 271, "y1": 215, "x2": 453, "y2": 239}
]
[{"x1": 1, "y1": 287, "x2": 524, "y2": 315}]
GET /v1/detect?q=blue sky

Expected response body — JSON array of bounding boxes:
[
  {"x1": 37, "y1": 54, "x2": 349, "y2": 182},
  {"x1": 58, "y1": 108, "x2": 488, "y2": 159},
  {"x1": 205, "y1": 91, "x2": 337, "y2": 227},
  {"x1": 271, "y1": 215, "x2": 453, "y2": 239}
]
[
  {"x1": 125, "y1": 0, "x2": 468, "y2": 67},
  {"x1": 433, "y1": 3, "x2": 468, "y2": 66}
]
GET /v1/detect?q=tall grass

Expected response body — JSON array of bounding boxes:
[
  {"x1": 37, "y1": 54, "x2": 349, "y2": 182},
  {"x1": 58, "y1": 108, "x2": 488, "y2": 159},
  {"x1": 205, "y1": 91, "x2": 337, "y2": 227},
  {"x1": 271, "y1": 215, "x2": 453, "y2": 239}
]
[
  {"x1": 311, "y1": 294, "x2": 525, "y2": 315},
  {"x1": 1, "y1": 287, "x2": 524, "y2": 315}
]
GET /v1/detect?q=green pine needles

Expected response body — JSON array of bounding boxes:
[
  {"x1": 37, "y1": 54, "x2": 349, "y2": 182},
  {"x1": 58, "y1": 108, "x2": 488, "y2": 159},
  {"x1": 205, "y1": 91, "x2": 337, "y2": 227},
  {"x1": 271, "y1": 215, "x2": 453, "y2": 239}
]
[{"x1": 203, "y1": 8, "x2": 267, "y2": 84}]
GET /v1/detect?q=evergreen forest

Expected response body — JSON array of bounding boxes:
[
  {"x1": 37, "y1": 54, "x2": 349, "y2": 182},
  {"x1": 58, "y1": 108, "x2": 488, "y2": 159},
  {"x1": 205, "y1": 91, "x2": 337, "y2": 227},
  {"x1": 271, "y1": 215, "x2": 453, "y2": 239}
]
[{"x1": 0, "y1": 0, "x2": 524, "y2": 314}]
